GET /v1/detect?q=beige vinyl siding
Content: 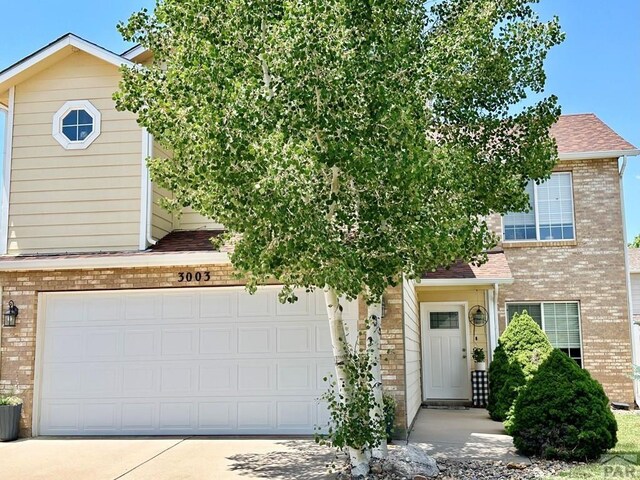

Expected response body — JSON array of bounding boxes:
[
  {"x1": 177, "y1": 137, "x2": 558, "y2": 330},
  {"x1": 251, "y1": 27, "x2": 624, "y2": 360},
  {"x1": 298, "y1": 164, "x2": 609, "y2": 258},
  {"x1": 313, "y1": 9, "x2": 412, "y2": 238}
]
[
  {"x1": 150, "y1": 141, "x2": 224, "y2": 232},
  {"x1": 632, "y1": 273, "x2": 640, "y2": 315},
  {"x1": 151, "y1": 140, "x2": 174, "y2": 240},
  {"x1": 403, "y1": 277, "x2": 422, "y2": 427},
  {"x1": 176, "y1": 207, "x2": 224, "y2": 231},
  {"x1": 8, "y1": 51, "x2": 141, "y2": 254}
]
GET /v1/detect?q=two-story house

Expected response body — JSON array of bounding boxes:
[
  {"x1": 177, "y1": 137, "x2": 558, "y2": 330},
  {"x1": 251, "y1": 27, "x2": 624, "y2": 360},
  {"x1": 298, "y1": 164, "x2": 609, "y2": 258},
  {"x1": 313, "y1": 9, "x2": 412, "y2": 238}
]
[{"x1": 0, "y1": 34, "x2": 638, "y2": 439}]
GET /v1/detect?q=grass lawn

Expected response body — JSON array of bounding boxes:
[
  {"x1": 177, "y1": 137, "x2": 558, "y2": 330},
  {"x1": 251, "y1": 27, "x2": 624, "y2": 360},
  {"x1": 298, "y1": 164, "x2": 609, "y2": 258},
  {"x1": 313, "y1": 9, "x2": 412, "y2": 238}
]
[{"x1": 550, "y1": 413, "x2": 640, "y2": 479}]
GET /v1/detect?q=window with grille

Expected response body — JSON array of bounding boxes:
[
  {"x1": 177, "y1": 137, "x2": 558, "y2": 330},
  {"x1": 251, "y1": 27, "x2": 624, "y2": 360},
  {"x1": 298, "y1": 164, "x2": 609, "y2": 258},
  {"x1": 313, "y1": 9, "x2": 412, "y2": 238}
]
[
  {"x1": 503, "y1": 173, "x2": 575, "y2": 242},
  {"x1": 506, "y1": 301, "x2": 582, "y2": 366}
]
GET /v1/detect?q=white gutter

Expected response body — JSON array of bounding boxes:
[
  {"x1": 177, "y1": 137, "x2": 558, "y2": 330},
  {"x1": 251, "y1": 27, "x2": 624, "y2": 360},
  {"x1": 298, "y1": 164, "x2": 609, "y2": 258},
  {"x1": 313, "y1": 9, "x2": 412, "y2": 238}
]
[
  {"x1": 559, "y1": 149, "x2": 640, "y2": 161},
  {"x1": 139, "y1": 128, "x2": 157, "y2": 250},
  {"x1": 0, "y1": 86, "x2": 15, "y2": 255},
  {"x1": 0, "y1": 252, "x2": 230, "y2": 272},
  {"x1": 417, "y1": 278, "x2": 513, "y2": 287},
  {"x1": 619, "y1": 155, "x2": 640, "y2": 407}
]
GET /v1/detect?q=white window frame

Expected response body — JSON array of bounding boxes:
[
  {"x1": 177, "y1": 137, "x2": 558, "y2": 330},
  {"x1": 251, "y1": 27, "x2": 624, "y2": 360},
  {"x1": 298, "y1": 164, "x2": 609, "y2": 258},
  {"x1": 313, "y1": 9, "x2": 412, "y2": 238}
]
[
  {"x1": 502, "y1": 172, "x2": 576, "y2": 242},
  {"x1": 505, "y1": 300, "x2": 583, "y2": 363},
  {"x1": 52, "y1": 100, "x2": 101, "y2": 150}
]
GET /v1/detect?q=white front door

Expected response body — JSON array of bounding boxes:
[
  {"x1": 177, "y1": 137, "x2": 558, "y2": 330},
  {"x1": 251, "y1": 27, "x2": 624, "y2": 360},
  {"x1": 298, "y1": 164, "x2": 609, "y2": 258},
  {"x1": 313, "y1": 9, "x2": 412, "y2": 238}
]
[{"x1": 420, "y1": 303, "x2": 470, "y2": 400}]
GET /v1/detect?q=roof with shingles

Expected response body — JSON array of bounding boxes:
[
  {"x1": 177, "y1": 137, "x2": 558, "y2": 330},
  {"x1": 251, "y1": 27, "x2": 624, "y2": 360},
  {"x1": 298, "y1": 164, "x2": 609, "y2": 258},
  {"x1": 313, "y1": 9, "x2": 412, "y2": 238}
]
[
  {"x1": 422, "y1": 251, "x2": 512, "y2": 280},
  {"x1": 551, "y1": 113, "x2": 637, "y2": 154},
  {"x1": 629, "y1": 248, "x2": 640, "y2": 273}
]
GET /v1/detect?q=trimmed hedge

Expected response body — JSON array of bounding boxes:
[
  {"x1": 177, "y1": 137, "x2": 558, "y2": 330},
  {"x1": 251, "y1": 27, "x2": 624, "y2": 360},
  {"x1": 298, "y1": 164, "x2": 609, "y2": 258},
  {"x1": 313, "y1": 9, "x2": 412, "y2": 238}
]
[
  {"x1": 487, "y1": 311, "x2": 552, "y2": 421},
  {"x1": 511, "y1": 349, "x2": 617, "y2": 460}
]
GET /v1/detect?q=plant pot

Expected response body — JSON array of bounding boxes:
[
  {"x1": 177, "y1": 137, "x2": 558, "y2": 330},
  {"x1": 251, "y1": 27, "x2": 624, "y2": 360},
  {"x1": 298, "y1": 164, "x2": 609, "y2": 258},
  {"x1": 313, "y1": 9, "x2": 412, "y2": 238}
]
[
  {"x1": 0, "y1": 404, "x2": 22, "y2": 441},
  {"x1": 474, "y1": 361, "x2": 486, "y2": 371}
]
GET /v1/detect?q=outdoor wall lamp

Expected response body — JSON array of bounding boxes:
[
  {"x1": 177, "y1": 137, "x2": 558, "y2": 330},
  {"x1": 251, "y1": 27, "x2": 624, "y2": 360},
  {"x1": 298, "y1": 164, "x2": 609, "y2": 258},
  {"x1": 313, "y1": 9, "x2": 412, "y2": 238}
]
[
  {"x1": 3, "y1": 300, "x2": 18, "y2": 327},
  {"x1": 380, "y1": 295, "x2": 387, "y2": 319}
]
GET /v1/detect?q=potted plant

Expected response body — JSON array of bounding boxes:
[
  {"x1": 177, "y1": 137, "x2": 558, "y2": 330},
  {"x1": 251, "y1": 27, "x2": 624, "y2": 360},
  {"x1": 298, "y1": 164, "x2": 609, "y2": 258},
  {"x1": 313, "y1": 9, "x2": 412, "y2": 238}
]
[
  {"x1": 0, "y1": 395, "x2": 22, "y2": 441},
  {"x1": 472, "y1": 347, "x2": 486, "y2": 371}
]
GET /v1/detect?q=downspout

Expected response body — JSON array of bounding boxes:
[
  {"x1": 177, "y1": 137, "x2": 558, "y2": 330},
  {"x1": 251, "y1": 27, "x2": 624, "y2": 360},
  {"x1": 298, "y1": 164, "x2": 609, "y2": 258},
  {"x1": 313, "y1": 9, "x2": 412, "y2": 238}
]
[
  {"x1": 139, "y1": 128, "x2": 157, "y2": 250},
  {"x1": 619, "y1": 156, "x2": 640, "y2": 407},
  {"x1": 145, "y1": 132, "x2": 156, "y2": 247}
]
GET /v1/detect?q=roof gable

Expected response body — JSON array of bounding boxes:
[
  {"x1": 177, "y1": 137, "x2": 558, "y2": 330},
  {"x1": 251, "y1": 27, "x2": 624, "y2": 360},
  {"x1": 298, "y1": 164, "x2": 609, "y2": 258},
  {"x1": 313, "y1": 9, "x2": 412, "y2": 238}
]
[{"x1": 0, "y1": 33, "x2": 133, "y2": 104}]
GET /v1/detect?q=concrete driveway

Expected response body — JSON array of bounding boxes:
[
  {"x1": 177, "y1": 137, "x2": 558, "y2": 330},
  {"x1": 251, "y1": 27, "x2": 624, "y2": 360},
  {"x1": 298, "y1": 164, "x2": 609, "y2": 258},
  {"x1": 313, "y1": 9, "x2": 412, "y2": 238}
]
[{"x1": 0, "y1": 437, "x2": 337, "y2": 480}]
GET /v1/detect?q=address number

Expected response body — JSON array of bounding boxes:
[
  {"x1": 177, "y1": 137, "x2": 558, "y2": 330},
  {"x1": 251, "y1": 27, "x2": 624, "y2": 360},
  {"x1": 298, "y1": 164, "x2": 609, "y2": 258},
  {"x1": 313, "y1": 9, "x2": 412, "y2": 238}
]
[{"x1": 178, "y1": 271, "x2": 211, "y2": 282}]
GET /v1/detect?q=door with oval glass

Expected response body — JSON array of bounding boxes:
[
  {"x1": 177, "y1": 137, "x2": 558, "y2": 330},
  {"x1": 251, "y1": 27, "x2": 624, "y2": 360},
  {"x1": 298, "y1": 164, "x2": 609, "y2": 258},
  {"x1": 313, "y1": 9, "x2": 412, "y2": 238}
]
[{"x1": 420, "y1": 302, "x2": 470, "y2": 400}]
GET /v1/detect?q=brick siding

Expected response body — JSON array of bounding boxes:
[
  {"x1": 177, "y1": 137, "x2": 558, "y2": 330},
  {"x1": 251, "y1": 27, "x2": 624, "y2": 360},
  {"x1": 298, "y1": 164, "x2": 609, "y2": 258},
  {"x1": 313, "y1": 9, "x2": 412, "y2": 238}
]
[{"x1": 494, "y1": 158, "x2": 635, "y2": 405}]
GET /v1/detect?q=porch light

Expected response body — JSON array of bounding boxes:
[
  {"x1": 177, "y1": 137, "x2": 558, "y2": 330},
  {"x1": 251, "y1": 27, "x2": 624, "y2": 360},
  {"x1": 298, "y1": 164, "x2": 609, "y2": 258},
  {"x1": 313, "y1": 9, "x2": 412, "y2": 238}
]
[
  {"x1": 3, "y1": 300, "x2": 18, "y2": 327},
  {"x1": 469, "y1": 305, "x2": 488, "y2": 327}
]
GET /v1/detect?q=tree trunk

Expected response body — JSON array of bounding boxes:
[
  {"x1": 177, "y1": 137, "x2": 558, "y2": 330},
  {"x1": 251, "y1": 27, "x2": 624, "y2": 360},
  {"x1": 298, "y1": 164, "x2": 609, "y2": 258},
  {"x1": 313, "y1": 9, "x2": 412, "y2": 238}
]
[
  {"x1": 323, "y1": 286, "x2": 370, "y2": 477},
  {"x1": 367, "y1": 300, "x2": 388, "y2": 459}
]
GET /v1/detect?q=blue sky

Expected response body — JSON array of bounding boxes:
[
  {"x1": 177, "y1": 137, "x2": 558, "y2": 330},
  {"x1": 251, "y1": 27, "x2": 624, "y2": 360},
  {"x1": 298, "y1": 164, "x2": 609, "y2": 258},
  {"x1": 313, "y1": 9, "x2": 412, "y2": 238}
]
[{"x1": 0, "y1": 0, "x2": 638, "y2": 238}]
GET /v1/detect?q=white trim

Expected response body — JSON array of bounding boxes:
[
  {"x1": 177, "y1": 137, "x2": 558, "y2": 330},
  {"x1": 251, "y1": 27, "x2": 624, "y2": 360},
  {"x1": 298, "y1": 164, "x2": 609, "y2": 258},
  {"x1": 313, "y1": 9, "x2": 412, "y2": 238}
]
[
  {"x1": 559, "y1": 150, "x2": 640, "y2": 161},
  {"x1": 122, "y1": 44, "x2": 148, "y2": 61},
  {"x1": 419, "y1": 301, "x2": 471, "y2": 401},
  {"x1": 52, "y1": 100, "x2": 101, "y2": 150},
  {"x1": 139, "y1": 128, "x2": 153, "y2": 249},
  {"x1": 146, "y1": 133, "x2": 156, "y2": 246},
  {"x1": 1, "y1": 86, "x2": 15, "y2": 255},
  {"x1": 417, "y1": 278, "x2": 513, "y2": 287},
  {"x1": 619, "y1": 156, "x2": 640, "y2": 405},
  {"x1": 0, "y1": 252, "x2": 230, "y2": 272},
  {"x1": 0, "y1": 34, "x2": 134, "y2": 89},
  {"x1": 488, "y1": 283, "x2": 500, "y2": 361},
  {"x1": 32, "y1": 292, "x2": 47, "y2": 437}
]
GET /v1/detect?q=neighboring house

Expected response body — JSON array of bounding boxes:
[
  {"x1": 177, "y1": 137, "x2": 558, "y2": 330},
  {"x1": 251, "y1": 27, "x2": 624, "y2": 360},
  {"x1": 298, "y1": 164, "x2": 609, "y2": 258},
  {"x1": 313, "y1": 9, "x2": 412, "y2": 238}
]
[
  {"x1": 629, "y1": 248, "x2": 640, "y2": 379},
  {"x1": 0, "y1": 34, "x2": 638, "y2": 439}
]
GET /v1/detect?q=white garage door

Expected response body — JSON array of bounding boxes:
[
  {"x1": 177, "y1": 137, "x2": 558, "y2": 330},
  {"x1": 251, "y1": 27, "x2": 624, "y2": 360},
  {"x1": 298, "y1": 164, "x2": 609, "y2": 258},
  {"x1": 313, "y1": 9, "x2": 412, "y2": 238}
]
[{"x1": 37, "y1": 287, "x2": 357, "y2": 436}]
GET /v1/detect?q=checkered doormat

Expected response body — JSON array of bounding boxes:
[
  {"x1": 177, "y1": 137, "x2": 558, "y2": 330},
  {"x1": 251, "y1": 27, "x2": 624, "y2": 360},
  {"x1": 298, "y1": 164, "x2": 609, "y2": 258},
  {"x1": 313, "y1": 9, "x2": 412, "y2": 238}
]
[{"x1": 471, "y1": 370, "x2": 489, "y2": 407}]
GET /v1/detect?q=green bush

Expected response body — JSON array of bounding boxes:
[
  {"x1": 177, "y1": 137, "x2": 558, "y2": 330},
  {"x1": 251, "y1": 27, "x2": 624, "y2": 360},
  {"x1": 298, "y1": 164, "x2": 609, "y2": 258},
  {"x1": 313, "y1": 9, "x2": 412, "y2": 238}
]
[
  {"x1": 383, "y1": 393, "x2": 396, "y2": 442},
  {"x1": 487, "y1": 311, "x2": 552, "y2": 421},
  {"x1": 511, "y1": 349, "x2": 617, "y2": 461}
]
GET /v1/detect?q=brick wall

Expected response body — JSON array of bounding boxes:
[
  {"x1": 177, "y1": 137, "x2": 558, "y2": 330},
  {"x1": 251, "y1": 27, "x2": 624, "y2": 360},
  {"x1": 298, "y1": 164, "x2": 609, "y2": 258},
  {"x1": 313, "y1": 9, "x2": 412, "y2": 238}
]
[
  {"x1": 358, "y1": 284, "x2": 407, "y2": 438},
  {"x1": 493, "y1": 158, "x2": 635, "y2": 405},
  {"x1": 0, "y1": 264, "x2": 410, "y2": 437}
]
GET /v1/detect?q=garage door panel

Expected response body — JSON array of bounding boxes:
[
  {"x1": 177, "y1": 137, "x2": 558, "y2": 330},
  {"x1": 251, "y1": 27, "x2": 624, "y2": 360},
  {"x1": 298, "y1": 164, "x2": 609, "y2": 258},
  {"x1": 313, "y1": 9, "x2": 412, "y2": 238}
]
[
  {"x1": 199, "y1": 327, "x2": 234, "y2": 354},
  {"x1": 124, "y1": 295, "x2": 162, "y2": 320},
  {"x1": 198, "y1": 402, "x2": 236, "y2": 430},
  {"x1": 39, "y1": 288, "x2": 359, "y2": 436},
  {"x1": 237, "y1": 290, "x2": 273, "y2": 317},
  {"x1": 83, "y1": 403, "x2": 119, "y2": 431},
  {"x1": 160, "y1": 365, "x2": 195, "y2": 393},
  {"x1": 161, "y1": 328, "x2": 198, "y2": 356},
  {"x1": 121, "y1": 402, "x2": 157, "y2": 431},
  {"x1": 159, "y1": 402, "x2": 194, "y2": 430},
  {"x1": 200, "y1": 292, "x2": 234, "y2": 318},
  {"x1": 122, "y1": 365, "x2": 158, "y2": 394},
  {"x1": 276, "y1": 401, "x2": 313, "y2": 429},
  {"x1": 123, "y1": 329, "x2": 159, "y2": 357},
  {"x1": 276, "y1": 325, "x2": 311, "y2": 353},
  {"x1": 199, "y1": 364, "x2": 236, "y2": 392},
  {"x1": 161, "y1": 293, "x2": 198, "y2": 319},
  {"x1": 44, "y1": 330, "x2": 83, "y2": 362},
  {"x1": 237, "y1": 327, "x2": 271, "y2": 354}
]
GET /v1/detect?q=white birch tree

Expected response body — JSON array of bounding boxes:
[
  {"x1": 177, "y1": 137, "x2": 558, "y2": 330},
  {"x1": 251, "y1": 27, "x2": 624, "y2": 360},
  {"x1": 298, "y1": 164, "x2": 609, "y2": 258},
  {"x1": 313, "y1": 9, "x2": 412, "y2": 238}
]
[{"x1": 115, "y1": 0, "x2": 563, "y2": 475}]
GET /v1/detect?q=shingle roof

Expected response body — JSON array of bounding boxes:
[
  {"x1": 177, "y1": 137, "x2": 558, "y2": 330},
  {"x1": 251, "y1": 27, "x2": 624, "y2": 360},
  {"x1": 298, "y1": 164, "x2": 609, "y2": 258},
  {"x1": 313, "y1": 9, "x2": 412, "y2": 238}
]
[
  {"x1": 422, "y1": 251, "x2": 512, "y2": 280},
  {"x1": 629, "y1": 248, "x2": 640, "y2": 273},
  {"x1": 150, "y1": 230, "x2": 224, "y2": 252},
  {"x1": 551, "y1": 114, "x2": 637, "y2": 154}
]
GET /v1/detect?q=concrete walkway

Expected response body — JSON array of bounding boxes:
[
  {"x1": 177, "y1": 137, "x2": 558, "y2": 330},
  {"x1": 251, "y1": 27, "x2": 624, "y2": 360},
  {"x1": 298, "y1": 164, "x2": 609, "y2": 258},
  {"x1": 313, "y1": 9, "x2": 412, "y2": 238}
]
[
  {"x1": 0, "y1": 437, "x2": 337, "y2": 480},
  {"x1": 408, "y1": 407, "x2": 530, "y2": 464}
]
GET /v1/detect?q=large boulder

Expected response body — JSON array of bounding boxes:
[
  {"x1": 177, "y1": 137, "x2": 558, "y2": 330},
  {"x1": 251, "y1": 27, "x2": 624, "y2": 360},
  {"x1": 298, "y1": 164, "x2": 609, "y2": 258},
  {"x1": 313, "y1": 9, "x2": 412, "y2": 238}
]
[{"x1": 384, "y1": 445, "x2": 439, "y2": 478}]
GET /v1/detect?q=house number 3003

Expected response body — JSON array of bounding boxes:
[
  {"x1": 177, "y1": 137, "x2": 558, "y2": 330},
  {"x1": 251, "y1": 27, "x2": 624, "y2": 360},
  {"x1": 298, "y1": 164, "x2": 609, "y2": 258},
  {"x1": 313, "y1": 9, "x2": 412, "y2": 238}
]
[{"x1": 177, "y1": 272, "x2": 211, "y2": 282}]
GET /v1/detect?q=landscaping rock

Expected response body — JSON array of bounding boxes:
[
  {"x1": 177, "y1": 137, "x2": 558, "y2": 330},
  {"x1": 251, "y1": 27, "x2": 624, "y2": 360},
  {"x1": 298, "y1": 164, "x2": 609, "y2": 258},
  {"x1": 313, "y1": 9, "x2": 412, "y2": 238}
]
[{"x1": 386, "y1": 445, "x2": 439, "y2": 478}]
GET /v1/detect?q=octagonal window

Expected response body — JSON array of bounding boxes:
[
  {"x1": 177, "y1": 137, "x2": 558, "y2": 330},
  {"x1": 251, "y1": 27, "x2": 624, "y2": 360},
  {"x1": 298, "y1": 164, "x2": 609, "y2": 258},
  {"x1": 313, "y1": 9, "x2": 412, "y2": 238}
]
[{"x1": 53, "y1": 100, "x2": 101, "y2": 150}]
